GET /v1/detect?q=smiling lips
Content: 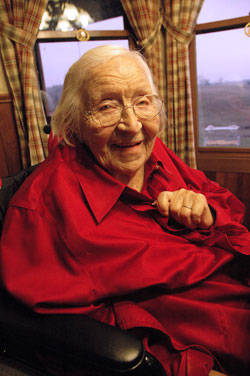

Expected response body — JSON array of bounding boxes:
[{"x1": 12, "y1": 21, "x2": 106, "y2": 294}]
[{"x1": 113, "y1": 140, "x2": 143, "y2": 149}]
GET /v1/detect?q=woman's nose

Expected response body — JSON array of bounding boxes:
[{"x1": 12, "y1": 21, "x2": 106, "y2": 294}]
[{"x1": 118, "y1": 106, "x2": 142, "y2": 133}]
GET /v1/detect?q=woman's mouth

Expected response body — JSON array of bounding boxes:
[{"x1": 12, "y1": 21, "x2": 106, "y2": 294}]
[{"x1": 113, "y1": 141, "x2": 143, "y2": 149}]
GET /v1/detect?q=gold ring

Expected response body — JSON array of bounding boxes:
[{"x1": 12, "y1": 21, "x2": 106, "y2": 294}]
[{"x1": 183, "y1": 205, "x2": 192, "y2": 210}]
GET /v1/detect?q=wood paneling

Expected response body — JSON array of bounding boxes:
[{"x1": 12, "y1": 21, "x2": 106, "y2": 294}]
[
  {"x1": 0, "y1": 94, "x2": 22, "y2": 178},
  {"x1": 197, "y1": 150, "x2": 250, "y2": 173},
  {"x1": 205, "y1": 171, "x2": 250, "y2": 230}
]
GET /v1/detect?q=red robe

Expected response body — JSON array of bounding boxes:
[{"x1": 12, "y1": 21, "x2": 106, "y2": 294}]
[{"x1": 1, "y1": 138, "x2": 249, "y2": 375}]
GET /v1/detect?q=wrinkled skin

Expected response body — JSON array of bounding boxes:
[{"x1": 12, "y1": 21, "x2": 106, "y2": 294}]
[{"x1": 155, "y1": 188, "x2": 214, "y2": 229}]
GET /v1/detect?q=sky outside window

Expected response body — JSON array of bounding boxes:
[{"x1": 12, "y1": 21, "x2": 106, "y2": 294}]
[
  {"x1": 198, "y1": 0, "x2": 250, "y2": 23},
  {"x1": 196, "y1": 1, "x2": 250, "y2": 147}
]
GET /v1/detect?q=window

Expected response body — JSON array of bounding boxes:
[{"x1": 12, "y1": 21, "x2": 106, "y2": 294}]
[
  {"x1": 196, "y1": 28, "x2": 250, "y2": 148},
  {"x1": 190, "y1": 0, "x2": 250, "y2": 172},
  {"x1": 195, "y1": 0, "x2": 250, "y2": 148},
  {"x1": 36, "y1": 1, "x2": 133, "y2": 117}
]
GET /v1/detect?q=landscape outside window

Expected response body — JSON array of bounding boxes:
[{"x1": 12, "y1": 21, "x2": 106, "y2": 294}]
[{"x1": 196, "y1": 0, "x2": 250, "y2": 148}]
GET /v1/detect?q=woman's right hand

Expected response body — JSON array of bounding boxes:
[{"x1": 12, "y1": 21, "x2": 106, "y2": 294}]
[{"x1": 155, "y1": 189, "x2": 214, "y2": 230}]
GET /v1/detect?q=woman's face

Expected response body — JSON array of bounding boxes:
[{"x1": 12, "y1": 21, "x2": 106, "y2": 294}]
[{"x1": 80, "y1": 56, "x2": 161, "y2": 185}]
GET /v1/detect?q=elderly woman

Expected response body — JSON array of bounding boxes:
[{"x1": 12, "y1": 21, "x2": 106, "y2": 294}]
[{"x1": 0, "y1": 45, "x2": 249, "y2": 376}]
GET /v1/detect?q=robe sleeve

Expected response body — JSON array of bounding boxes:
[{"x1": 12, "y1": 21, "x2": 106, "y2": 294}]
[
  {"x1": 0, "y1": 205, "x2": 99, "y2": 313},
  {"x1": 185, "y1": 172, "x2": 250, "y2": 256}
]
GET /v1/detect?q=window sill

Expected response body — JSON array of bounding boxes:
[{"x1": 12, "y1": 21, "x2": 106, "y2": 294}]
[{"x1": 196, "y1": 147, "x2": 250, "y2": 173}]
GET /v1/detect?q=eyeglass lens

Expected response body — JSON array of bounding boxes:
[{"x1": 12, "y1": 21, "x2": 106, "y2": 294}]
[{"x1": 91, "y1": 95, "x2": 162, "y2": 127}]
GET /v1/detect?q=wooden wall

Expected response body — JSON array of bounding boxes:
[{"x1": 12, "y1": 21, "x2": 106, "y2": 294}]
[
  {"x1": 0, "y1": 94, "x2": 22, "y2": 178},
  {"x1": 0, "y1": 58, "x2": 22, "y2": 178},
  {"x1": 205, "y1": 171, "x2": 250, "y2": 230}
]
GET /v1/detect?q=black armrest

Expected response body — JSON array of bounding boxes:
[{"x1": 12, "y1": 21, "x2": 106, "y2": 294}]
[{"x1": 0, "y1": 291, "x2": 145, "y2": 373}]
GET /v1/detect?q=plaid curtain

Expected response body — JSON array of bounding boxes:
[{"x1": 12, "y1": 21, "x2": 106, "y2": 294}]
[
  {"x1": 120, "y1": 0, "x2": 165, "y2": 95},
  {"x1": 0, "y1": 0, "x2": 48, "y2": 167},
  {"x1": 121, "y1": 0, "x2": 204, "y2": 168}
]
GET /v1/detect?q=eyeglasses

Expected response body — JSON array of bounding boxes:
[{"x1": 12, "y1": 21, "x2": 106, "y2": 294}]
[{"x1": 85, "y1": 94, "x2": 163, "y2": 127}]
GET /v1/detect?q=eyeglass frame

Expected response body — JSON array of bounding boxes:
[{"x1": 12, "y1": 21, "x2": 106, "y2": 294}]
[{"x1": 83, "y1": 94, "x2": 164, "y2": 128}]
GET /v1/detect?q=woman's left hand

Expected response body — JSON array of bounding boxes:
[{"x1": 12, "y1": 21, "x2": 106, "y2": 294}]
[{"x1": 155, "y1": 189, "x2": 214, "y2": 229}]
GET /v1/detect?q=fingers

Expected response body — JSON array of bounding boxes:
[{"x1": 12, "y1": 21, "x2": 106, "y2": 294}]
[
  {"x1": 155, "y1": 191, "x2": 173, "y2": 217},
  {"x1": 156, "y1": 189, "x2": 214, "y2": 229},
  {"x1": 171, "y1": 189, "x2": 202, "y2": 229},
  {"x1": 199, "y1": 205, "x2": 215, "y2": 229},
  {"x1": 208, "y1": 371, "x2": 228, "y2": 376}
]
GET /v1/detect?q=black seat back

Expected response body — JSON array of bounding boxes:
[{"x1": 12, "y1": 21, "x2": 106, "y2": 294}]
[{"x1": 0, "y1": 165, "x2": 37, "y2": 236}]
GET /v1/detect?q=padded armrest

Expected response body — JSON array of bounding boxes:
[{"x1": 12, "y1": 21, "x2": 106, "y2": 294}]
[{"x1": 0, "y1": 291, "x2": 145, "y2": 373}]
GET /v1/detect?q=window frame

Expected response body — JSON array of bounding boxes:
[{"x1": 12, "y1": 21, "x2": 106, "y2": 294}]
[{"x1": 190, "y1": 15, "x2": 250, "y2": 173}]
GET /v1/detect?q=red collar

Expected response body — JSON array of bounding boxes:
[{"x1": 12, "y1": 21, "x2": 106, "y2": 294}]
[{"x1": 57, "y1": 140, "x2": 163, "y2": 223}]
